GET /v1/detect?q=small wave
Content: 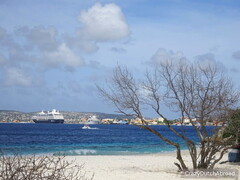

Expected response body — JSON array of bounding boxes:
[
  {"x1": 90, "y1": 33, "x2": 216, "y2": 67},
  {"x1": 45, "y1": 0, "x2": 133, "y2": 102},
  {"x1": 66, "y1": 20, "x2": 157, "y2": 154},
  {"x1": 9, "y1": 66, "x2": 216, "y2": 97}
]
[
  {"x1": 54, "y1": 149, "x2": 97, "y2": 156},
  {"x1": 81, "y1": 127, "x2": 99, "y2": 130}
]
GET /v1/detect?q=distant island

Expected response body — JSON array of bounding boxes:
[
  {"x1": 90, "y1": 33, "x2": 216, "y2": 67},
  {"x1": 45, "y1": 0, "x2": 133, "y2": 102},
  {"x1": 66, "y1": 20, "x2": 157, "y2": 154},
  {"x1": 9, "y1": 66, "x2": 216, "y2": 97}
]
[
  {"x1": 0, "y1": 110, "x2": 132, "y2": 124},
  {"x1": 0, "y1": 110, "x2": 219, "y2": 126}
]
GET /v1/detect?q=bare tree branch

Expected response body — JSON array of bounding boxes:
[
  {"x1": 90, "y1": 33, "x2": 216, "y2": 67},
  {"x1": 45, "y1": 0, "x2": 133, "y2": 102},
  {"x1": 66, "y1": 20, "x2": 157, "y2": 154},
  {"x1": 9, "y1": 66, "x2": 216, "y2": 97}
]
[{"x1": 0, "y1": 154, "x2": 94, "y2": 180}]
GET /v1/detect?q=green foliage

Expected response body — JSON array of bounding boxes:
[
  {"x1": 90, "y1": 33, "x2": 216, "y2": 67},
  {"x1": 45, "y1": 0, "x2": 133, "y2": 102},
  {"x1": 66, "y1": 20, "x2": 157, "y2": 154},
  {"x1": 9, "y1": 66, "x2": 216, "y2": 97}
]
[
  {"x1": 163, "y1": 119, "x2": 173, "y2": 125},
  {"x1": 223, "y1": 109, "x2": 240, "y2": 144}
]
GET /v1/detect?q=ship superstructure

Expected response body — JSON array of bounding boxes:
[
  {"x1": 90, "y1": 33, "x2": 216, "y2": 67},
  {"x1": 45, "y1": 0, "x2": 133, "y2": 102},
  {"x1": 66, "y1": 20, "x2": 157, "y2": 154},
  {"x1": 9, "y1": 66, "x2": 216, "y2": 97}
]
[{"x1": 85, "y1": 115, "x2": 100, "y2": 124}]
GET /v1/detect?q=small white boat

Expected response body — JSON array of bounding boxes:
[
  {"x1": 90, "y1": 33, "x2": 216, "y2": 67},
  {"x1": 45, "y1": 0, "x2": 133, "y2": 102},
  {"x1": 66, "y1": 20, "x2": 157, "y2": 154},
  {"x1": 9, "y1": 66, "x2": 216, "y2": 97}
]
[
  {"x1": 82, "y1": 124, "x2": 90, "y2": 129},
  {"x1": 82, "y1": 124, "x2": 98, "y2": 130}
]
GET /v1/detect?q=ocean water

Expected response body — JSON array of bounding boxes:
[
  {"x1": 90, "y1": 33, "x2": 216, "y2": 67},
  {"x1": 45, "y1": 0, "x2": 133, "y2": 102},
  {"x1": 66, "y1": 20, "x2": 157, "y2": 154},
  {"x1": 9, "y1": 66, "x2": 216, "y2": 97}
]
[{"x1": 0, "y1": 123, "x2": 214, "y2": 155}]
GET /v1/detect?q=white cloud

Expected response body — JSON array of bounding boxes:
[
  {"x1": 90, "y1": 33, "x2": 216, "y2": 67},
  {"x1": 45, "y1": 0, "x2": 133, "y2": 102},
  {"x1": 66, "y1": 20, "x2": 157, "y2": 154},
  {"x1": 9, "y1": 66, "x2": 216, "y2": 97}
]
[
  {"x1": 63, "y1": 3, "x2": 130, "y2": 53},
  {"x1": 4, "y1": 67, "x2": 33, "y2": 87},
  {"x1": 15, "y1": 26, "x2": 85, "y2": 69},
  {"x1": 66, "y1": 35, "x2": 98, "y2": 53},
  {"x1": 0, "y1": 2, "x2": 131, "y2": 88},
  {"x1": 43, "y1": 43, "x2": 84, "y2": 68},
  {"x1": 16, "y1": 26, "x2": 59, "y2": 51},
  {"x1": 195, "y1": 53, "x2": 226, "y2": 71},
  {"x1": 78, "y1": 3, "x2": 130, "y2": 41},
  {"x1": 195, "y1": 53, "x2": 215, "y2": 62},
  {"x1": 151, "y1": 48, "x2": 186, "y2": 65}
]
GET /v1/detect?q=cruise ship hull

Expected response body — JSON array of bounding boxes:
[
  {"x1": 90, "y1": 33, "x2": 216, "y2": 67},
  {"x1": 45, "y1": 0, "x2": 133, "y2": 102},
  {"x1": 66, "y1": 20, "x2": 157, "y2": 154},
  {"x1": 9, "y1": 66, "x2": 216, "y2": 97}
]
[{"x1": 33, "y1": 119, "x2": 64, "y2": 123}]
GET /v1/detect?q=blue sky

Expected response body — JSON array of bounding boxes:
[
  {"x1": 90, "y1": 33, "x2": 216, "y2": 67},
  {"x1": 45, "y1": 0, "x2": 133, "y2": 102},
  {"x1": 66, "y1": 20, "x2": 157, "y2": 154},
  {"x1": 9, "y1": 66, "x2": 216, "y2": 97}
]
[{"x1": 0, "y1": 0, "x2": 240, "y2": 119}]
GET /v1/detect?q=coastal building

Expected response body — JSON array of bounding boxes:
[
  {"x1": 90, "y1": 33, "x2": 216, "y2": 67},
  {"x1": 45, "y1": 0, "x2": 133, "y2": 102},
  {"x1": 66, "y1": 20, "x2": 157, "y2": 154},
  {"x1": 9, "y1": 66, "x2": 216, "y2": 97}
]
[
  {"x1": 157, "y1": 117, "x2": 165, "y2": 123},
  {"x1": 174, "y1": 117, "x2": 198, "y2": 126},
  {"x1": 130, "y1": 118, "x2": 160, "y2": 125},
  {"x1": 130, "y1": 118, "x2": 142, "y2": 125},
  {"x1": 112, "y1": 119, "x2": 119, "y2": 124},
  {"x1": 101, "y1": 118, "x2": 115, "y2": 124}
]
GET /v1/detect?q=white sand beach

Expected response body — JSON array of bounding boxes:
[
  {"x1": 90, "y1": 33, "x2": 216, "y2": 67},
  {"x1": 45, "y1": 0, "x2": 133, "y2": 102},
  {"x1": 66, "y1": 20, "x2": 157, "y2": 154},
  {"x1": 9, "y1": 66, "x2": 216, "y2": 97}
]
[{"x1": 65, "y1": 151, "x2": 240, "y2": 180}]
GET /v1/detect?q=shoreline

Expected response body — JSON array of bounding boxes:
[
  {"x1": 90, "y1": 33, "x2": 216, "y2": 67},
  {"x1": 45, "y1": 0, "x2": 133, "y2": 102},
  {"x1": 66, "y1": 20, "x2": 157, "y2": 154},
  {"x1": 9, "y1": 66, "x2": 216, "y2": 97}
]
[{"x1": 62, "y1": 150, "x2": 239, "y2": 180}]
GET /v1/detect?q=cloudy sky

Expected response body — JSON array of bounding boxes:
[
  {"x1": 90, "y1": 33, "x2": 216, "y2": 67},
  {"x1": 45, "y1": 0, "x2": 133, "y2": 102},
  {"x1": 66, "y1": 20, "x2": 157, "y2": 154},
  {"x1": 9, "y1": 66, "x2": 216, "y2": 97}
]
[{"x1": 0, "y1": 0, "x2": 240, "y2": 118}]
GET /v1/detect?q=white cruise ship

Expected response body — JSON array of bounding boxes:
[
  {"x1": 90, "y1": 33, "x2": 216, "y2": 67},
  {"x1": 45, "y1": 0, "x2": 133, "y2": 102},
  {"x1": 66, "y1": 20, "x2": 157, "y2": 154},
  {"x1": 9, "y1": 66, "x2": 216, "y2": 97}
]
[{"x1": 32, "y1": 109, "x2": 64, "y2": 123}]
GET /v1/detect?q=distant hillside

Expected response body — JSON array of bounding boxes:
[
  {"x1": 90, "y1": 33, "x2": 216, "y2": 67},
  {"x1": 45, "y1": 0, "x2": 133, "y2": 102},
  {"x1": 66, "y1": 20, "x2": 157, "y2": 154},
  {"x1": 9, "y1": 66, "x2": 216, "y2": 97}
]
[
  {"x1": 0, "y1": 110, "x2": 21, "y2": 113},
  {"x1": 61, "y1": 111, "x2": 133, "y2": 120},
  {"x1": 90, "y1": 112, "x2": 133, "y2": 120},
  {"x1": 0, "y1": 110, "x2": 133, "y2": 123}
]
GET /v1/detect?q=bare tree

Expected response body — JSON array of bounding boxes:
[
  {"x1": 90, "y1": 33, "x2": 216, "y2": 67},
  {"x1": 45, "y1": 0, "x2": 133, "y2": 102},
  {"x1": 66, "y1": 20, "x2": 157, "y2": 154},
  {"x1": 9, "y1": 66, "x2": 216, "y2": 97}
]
[
  {"x1": 0, "y1": 154, "x2": 94, "y2": 180},
  {"x1": 97, "y1": 60, "x2": 239, "y2": 171}
]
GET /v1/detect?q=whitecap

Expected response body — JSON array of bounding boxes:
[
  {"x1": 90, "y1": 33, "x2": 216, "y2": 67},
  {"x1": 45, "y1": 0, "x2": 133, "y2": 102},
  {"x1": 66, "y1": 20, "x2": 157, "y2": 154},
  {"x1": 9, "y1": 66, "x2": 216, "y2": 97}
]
[{"x1": 54, "y1": 149, "x2": 97, "y2": 156}]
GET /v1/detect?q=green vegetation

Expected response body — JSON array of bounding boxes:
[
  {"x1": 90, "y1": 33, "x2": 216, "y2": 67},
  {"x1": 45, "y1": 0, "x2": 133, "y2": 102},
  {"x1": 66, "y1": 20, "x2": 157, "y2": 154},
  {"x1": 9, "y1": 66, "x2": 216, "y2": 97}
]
[{"x1": 223, "y1": 109, "x2": 240, "y2": 145}]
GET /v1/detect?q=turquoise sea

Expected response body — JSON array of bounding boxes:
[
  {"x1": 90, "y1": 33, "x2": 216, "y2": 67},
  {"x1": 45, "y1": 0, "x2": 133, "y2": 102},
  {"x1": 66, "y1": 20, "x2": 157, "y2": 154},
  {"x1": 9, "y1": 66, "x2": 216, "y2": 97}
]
[{"x1": 0, "y1": 123, "x2": 213, "y2": 155}]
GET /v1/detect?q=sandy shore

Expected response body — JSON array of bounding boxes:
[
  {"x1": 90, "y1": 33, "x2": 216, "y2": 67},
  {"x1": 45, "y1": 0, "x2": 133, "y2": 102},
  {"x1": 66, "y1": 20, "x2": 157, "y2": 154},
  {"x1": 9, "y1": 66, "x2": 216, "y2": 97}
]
[{"x1": 64, "y1": 150, "x2": 240, "y2": 180}]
